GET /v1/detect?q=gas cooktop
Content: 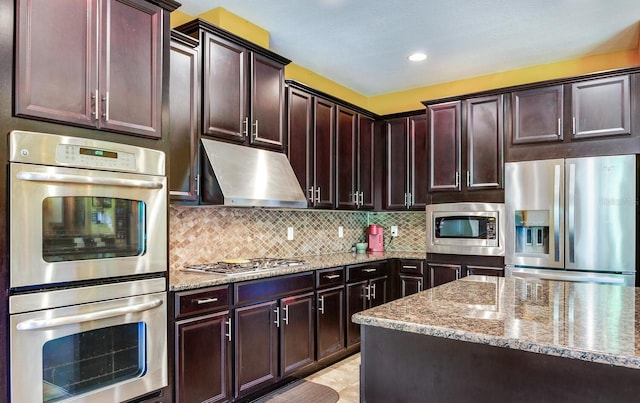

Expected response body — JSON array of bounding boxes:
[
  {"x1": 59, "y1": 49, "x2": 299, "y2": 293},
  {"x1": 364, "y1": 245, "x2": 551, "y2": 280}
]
[{"x1": 182, "y1": 258, "x2": 307, "y2": 275}]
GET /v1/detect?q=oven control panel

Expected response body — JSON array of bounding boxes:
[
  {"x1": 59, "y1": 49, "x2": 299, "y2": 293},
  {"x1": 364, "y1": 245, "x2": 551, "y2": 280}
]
[{"x1": 56, "y1": 144, "x2": 136, "y2": 170}]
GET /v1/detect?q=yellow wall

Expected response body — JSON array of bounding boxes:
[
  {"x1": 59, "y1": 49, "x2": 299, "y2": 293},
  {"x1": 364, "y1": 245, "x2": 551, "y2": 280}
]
[{"x1": 171, "y1": 8, "x2": 640, "y2": 116}]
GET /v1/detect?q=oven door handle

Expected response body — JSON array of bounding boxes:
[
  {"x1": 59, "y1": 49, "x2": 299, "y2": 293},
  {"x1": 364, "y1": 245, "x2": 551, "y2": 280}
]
[
  {"x1": 16, "y1": 299, "x2": 163, "y2": 331},
  {"x1": 16, "y1": 171, "x2": 163, "y2": 189}
]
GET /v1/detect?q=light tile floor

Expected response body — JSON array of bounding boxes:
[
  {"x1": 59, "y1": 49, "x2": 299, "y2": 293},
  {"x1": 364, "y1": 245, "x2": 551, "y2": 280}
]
[{"x1": 304, "y1": 353, "x2": 360, "y2": 403}]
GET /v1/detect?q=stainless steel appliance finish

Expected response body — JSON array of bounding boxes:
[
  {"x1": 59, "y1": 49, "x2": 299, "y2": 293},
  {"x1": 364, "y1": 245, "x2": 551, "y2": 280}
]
[
  {"x1": 8, "y1": 130, "x2": 167, "y2": 288},
  {"x1": 426, "y1": 202, "x2": 505, "y2": 256},
  {"x1": 183, "y1": 258, "x2": 307, "y2": 275},
  {"x1": 10, "y1": 278, "x2": 167, "y2": 402},
  {"x1": 200, "y1": 138, "x2": 308, "y2": 208},
  {"x1": 505, "y1": 155, "x2": 636, "y2": 286}
]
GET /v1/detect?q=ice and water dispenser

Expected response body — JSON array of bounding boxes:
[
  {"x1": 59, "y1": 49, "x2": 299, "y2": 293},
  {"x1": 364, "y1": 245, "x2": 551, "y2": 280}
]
[{"x1": 514, "y1": 210, "x2": 550, "y2": 256}]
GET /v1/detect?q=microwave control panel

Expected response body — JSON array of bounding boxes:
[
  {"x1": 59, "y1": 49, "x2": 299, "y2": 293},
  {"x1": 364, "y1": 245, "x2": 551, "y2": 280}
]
[{"x1": 486, "y1": 217, "x2": 497, "y2": 240}]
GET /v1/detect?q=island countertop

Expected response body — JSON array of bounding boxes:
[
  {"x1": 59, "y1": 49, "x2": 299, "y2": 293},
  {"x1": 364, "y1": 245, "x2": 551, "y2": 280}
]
[{"x1": 353, "y1": 275, "x2": 640, "y2": 370}]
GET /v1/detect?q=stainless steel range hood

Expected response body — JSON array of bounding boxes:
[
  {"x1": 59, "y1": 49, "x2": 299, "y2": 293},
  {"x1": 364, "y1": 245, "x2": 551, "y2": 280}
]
[{"x1": 200, "y1": 139, "x2": 308, "y2": 208}]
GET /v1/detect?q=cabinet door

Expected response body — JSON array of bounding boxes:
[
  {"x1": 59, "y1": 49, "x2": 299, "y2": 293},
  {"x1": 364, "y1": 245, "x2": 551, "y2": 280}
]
[
  {"x1": 346, "y1": 280, "x2": 367, "y2": 347},
  {"x1": 572, "y1": 75, "x2": 631, "y2": 138},
  {"x1": 16, "y1": 0, "x2": 97, "y2": 126},
  {"x1": 466, "y1": 265, "x2": 504, "y2": 277},
  {"x1": 385, "y1": 118, "x2": 409, "y2": 209},
  {"x1": 287, "y1": 87, "x2": 313, "y2": 204},
  {"x1": 280, "y1": 293, "x2": 315, "y2": 377},
  {"x1": 465, "y1": 95, "x2": 503, "y2": 189},
  {"x1": 428, "y1": 263, "x2": 462, "y2": 288},
  {"x1": 202, "y1": 32, "x2": 248, "y2": 142},
  {"x1": 169, "y1": 34, "x2": 199, "y2": 202},
  {"x1": 336, "y1": 107, "x2": 358, "y2": 209},
  {"x1": 358, "y1": 116, "x2": 376, "y2": 209},
  {"x1": 512, "y1": 85, "x2": 564, "y2": 144},
  {"x1": 399, "y1": 274, "x2": 424, "y2": 298},
  {"x1": 100, "y1": 0, "x2": 162, "y2": 137},
  {"x1": 316, "y1": 286, "x2": 346, "y2": 362},
  {"x1": 410, "y1": 114, "x2": 428, "y2": 208},
  {"x1": 428, "y1": 101, "x2": 461, "y2": 191},
  {"x1": 313, "y1": 98, "x2": 336, "y2": 208},
  {"x1": 234, "y1": 301, "x2": 278, "y2": 399},
  {"x1": 369, "y1": 276, "x2": 388, "y2": 308},
  {"x1": 176, "y1": 311, "x2": 231, "y2": 403},
  {"x1": 251, "y1": 53, "x2": 286, "y2": 150}
]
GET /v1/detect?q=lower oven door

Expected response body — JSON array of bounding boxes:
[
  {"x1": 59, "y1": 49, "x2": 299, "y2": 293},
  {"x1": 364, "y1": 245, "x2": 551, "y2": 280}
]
[{"x1": 9, "y1": 279, "x2": 167, "y2": 402}]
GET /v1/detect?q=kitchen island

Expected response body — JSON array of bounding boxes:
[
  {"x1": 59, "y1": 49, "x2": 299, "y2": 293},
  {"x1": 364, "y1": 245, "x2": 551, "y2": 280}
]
[{"x1": 353, "y1": 275, "x2": 640, "y2": 402}]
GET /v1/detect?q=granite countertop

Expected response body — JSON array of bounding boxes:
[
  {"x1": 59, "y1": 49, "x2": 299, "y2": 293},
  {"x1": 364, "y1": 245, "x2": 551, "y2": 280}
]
[
  {"x1": 169, "y1": 251, "x2": 426, "y2": 291},
  {"x1": 353, "y1": 275, "x2": 640, "y2": 370}
]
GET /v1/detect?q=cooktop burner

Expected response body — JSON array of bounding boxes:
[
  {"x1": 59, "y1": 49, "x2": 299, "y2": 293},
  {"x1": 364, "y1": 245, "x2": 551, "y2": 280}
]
[{"x1": 182, "y1": 258, "x2": 307, "y2": 275}]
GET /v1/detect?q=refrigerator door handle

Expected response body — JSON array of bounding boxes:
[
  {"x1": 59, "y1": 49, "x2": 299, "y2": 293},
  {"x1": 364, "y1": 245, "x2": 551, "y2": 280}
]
[
  {"x1": 553, "y1": 164, "x2": 561, "y2": 262},
  {"x1": 568, "y1": 163, "x2": 576, "y2": 263}
]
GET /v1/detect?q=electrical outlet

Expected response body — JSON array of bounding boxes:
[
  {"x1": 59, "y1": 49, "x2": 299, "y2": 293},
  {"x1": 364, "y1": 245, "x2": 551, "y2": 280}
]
[
  {"x1": 391, "y1": 225, "x2": 398, "y2": 237},
  {"x1": 338, "y1": 226, "x2": 344, "y2": 238},
  {"x1": 287, "y1": 227, "x2": 294, "y2": 240}
]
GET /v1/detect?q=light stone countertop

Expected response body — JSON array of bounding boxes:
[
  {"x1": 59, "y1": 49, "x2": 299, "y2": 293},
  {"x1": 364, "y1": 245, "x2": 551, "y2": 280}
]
[
  {"x1": 169, "y1": 251, "x2": 426, "y2": 291},
  {"x1": 353, "y1": 275, "x2": 640, "y2": 370}
]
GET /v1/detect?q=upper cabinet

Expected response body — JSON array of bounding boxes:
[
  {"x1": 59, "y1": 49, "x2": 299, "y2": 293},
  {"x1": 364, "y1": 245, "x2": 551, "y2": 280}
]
[
  {"x1": 511, "y1": 85, "x2": 564, "y2": 144},
  {"x1": 427, "y1": 95, "x2": 503, "y2": 193},
  {"x1": 336, "y1": 108, "x2": 376, "y2": 210},
  {"x1": 169, "y1": 31, "x2": 200, "y2": 202},
  {"x1": 15, "y1": 0, "x2": 177, "y2": 138},
  {"x1": 177, "y1": 19, "x2": 290, "y2": 151},
  {"x1": 384, "y1": 114, "x2": 427, "y2": 210},
  {"x1": 571, "y1": 75, "x2": 631, "y2": 139}
]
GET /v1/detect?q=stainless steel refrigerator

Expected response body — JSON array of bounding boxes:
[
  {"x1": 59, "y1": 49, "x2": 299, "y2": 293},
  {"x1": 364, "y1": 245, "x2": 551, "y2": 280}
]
[{"x1": 505, "y1": 155, "x2": 637, "y2": 286}]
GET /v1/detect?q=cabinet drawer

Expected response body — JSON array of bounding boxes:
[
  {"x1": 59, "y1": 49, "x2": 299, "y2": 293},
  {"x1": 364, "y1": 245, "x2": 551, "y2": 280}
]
[
  {"x1": 235, "y1": 272, "x2": 314, "y2": 306},
  {"x1": 316, "y1": 267, "x2": 345, "y2": 288},
  {"x1": 400, "y1": 260, "x2": 424, "y2": 275},
  {"x1": 347, "y1": 262, "x2": 385, "y2": 282},
  {"x1": 175, "y1": 286, "x2": 230, "y2": 319}
]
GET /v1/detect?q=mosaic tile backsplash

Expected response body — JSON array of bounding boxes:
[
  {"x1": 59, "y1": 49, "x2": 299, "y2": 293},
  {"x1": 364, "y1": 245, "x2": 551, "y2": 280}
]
[{"x1": 169, "y1": 206, "x2": 426, "y2": 271}]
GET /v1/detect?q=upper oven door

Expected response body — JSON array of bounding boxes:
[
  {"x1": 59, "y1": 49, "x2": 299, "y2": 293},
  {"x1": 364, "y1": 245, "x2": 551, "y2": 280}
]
[{"x1": 9, "y1": 162, "x2": 167, "y2": 289}]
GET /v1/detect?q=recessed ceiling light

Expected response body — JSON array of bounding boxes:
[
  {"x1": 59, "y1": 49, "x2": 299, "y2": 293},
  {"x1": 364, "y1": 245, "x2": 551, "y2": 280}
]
[{"x1": 408, "y1": 52, "x2": 427, "y2": 62}]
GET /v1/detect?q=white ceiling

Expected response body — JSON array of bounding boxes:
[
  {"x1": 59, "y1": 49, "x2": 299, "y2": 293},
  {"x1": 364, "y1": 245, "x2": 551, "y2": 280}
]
[{"x1": 176, "y1": 0, "x2": 640, "y2": 97}]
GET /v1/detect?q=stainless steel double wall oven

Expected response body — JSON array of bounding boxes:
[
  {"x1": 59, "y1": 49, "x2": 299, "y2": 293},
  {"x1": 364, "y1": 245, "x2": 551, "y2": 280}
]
[{"x1": 8, "y1": 131, "x2": 168, "y2": 402}]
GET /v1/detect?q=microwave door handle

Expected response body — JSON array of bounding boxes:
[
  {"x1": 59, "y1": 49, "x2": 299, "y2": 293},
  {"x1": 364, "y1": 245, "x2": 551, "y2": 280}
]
[
  {"x1": 16, "y1": 171, "x2": 163, "y2": 189},
  {"x1": 16, "y1": 299, "x2": 163, "y2": 331}
]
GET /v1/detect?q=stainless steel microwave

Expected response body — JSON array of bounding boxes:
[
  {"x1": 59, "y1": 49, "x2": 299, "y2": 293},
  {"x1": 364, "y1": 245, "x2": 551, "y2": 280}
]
[{"x1": 426, "y1": 202, "x2": 505, "y2": 256}]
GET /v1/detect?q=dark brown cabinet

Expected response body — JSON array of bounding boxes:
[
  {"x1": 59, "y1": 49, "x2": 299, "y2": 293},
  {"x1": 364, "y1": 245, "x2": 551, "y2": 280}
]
[
  {"x1": 397, "y1": 259, "x2": 425, "y2": 298},
  {"x1": 427, "y1": 255, "x2": 504, "y2": 288},
  {"x1": 287, "y1": 84, "x2": 335, "y2": 208},
  {"x1": 346, "y1": 262, "x2": 388, "y2": 347},
  {"x1": 466, "y1": 265, "x2": 503, "y2": 277},
  {"x1": 233, "y1": 272, "x2": 315, "y2": 399},
  {"x1": 174, "y1": 286, "x2": 232, "y2": 403},
  {"x1": 16, "y1": 0, "x2": 165, "y2": 138},
  {"x1": 178, "y1": 19, "x2": 290, "y2": 151},
  {"x1": 511, "y1": 85, "x2": 564, "y2": 144},
  {"x1": 336, "y1": 107, "x2": 376, "y2": 209},
  {"x1": 169, "y1": 31, "x2": 200, "y2": 202},
  {"x1": 571, "y1": 75, "x2": 631, "y2": 139},
  {"x1": 428, "y1": 262, "x2": 462, "y2": 288},
  {"x1": 315, "y1": 267, "x2": 346, "y2": 363},
  {"x1": 427, "y1": 96, "x2": 503, "y2": 192},
  {"x1": 385, "y1": 114, "x2": 428, "y2": 209}
]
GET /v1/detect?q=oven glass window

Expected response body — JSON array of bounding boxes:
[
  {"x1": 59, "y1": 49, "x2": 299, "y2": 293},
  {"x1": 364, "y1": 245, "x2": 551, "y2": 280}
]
[
  {"x1": 42, "y1": 197, "x2": 145, "y2": 262},
  {"x1": 42, "y1": 323, "x2": 146, "y2": 402},
  {"x1": 435, "y1": 216, "x2": 487, "y2": 239}
]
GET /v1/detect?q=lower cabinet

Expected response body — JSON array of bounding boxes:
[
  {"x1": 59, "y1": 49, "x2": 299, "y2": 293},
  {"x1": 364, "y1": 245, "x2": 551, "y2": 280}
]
[
  {"x1": 315, "y1": 267, "x2": 346, "y2": 363},
  {"x1": 174, "y1": 286, "x2": 232, "y2": 403},
  {"x1": 233, "y1": 272, "x2": 315, "y2": 400},
  {"x1": 346, "y1": 262, "x2": 388, "y2": 348},
  {"x1": 397, "y1": 259, "x2": 426, "y2": 298},
  {"x1": 427, "y1": 254, "x2": 504, "y2": 288}
]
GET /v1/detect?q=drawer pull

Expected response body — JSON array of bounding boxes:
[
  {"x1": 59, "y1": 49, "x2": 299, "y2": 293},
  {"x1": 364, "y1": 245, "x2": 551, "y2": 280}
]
[
  {"x1": 194, "y1": 297, "x2": 218, "y2": 305},
  {"x1": 404, "y1": 265, "x2": 417, "y2": 269},
  {"x1": 323, "y1": 274, "x2": 340, "y2": 280},
  {"x1": 363, "y1": 268, "x2": 377, "y2": 273}
]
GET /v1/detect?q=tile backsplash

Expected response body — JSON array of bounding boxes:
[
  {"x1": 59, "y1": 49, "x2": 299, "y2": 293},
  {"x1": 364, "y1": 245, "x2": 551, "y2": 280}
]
[{"x1": 169, "y1": 206, "x2": 426, "y2": 271}]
